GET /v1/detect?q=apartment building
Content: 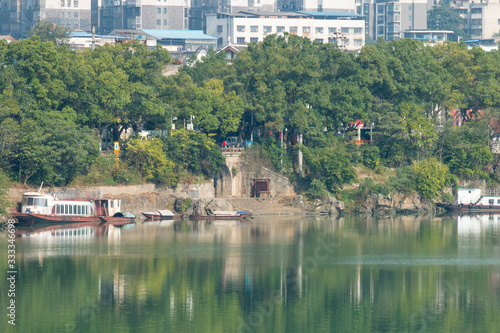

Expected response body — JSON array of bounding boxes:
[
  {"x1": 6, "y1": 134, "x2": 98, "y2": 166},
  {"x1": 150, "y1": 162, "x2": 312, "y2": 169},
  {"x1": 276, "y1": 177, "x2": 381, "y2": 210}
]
[
  {"x1": 362, "y1": 0, "x2": 432, "y2": 41},
  {"x1": 206, "y1": 11, "x2": 365, "y2": 51},
  {"x1": 0, "y1": 0, "x2": 97, "y2": 38},
  {"x1": 452, "y1": 0, "x2": 500, "y2": 39},
  {"x1": 100, "y1": 0, "x2": 187, "y2": 34}
]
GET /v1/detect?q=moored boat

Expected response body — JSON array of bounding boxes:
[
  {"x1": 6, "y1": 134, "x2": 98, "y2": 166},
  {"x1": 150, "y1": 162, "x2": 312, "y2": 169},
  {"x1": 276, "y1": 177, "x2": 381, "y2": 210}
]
[
  {"x1": 141, "y1": 209, "x2": 182, "y2": 220},
  {"x1": 12, "y1": 191, "x2": 136, "y2": 226},
  {"x1": 435, "y1": 187, "x2": 500, "y2": 212},
  {"x1": 188, "y1": 211, "x2": 252, "y2": 220}
]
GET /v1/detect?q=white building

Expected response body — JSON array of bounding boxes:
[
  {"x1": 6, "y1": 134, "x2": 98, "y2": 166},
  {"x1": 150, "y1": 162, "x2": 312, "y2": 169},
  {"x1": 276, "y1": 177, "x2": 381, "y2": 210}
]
[{"x1": 206, "y1": 11, "x2": 365, "y2": 51}]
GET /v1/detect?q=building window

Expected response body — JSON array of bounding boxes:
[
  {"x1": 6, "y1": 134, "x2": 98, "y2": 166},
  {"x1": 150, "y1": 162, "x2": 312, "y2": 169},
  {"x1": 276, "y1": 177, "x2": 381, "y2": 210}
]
[
  {"x1": 277, "y1": 26, "x2": 285, "y2": 33},
  {"x1": 264, "y1": 26, "x2": 272, "y2": 33},
  {"x1": 409, "y1": 15, "x2": 411, "y2": 21},
  {"x1": 237, "y1": 37, "x2": 245, "y2": 43},
  {"x1": 354, "y1": 28, "x2": 362, "y2": 34},
  {"x1": 290, "y1": 26, "x2": 297, "y2": 34},
  {"x1": 354, "y1": 39, "x2": 362, "y2": 46},
  {"x1": 328, "y1": 27, "x2": 336, "y2": 34},
  {"x1": 164, "y1": 8, "x2": 167, "y2": 13},
  {"x1": 62, "y1": 12, "x2": 65, "y2": 17},
  {"x1": 157, "y1": 19, "x2": 161, "y2": 25},
  {"x1": 217, "y1": 25, "x2": 223, "y2": 33},
  {"x1": 61, "y1": 0, "x2": 64, "y2": 6},
  {"x1": 157, "y1": 8, "x2": 161, "y2": 14},
  {"x1": 74, "y1": 0, "x2": 78, "y2": 6},
  {"x1": 237, "y1": 25, "x2": 245, "y2": 32},
  {"x1": 315, "y1": 27, "x2": 323, "y2": 34},
  {"x1": 250, "y1": 37, "x2": 258, "y2": 43},
  {"x1": 343, "y1": 39, "x2": 349, "y2": 46},
  {"x1": 67, "y1": 0, "x2": 71, "y2": 6},
  {"x1": 250, "y1": 26, "x2": 258, "y2": 32},
  {"x1": 302, "y1": 26, "x2": 310, "y2": 33},
  {"x1": 163, "y1": 19, "x2": 166, "y2": 25},
  {"x1": 377, "y1": 16, "x2": 384, "y2": 24},
  {"x1": 377, "y1": 5, "x2": 384, "y2": 14},
  {"x1": 409, "y1": 5, "x2": 412, "y2": 10},
  {"x1": 315, "y1": 38, "x2": 323, "y2": 42},
  {"x1": 341, "y1": 27, "x2": 349, "y2": 33},
  {"x1": 74, "y1": 12, "x2": 78, "y2": 17},
  {"x1": 377, "y1": 26, "x2": 384, "y2": 35}
]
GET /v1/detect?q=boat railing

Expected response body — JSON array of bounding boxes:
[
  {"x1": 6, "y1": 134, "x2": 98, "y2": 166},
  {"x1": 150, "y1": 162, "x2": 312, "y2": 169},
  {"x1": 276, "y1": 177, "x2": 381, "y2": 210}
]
[{"x1": 484, "y1": 188, "x2": 500, "y2": 197}]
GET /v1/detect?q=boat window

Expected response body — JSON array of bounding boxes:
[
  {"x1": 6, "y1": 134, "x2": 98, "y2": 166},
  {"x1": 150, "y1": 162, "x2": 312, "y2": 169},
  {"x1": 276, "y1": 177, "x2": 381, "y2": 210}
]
[
  {"x1": 117, "y1": 201, "x2": 120, "y2": 207},
  {"x1": 489, "y1": 199, "x2": 494, "y2": 204},
  {"x1": 69, "y1": 205, "x2": 73, "y2": 214},
  {"x1": 22, "y1": 198, "x2": 27, "y2": 205},
  {"x1": 497, "y1": 199, "x2": 500, "y2": 204},
  {"x1": 27, "y1": 198, "x2": 34, "y2": 205},
  {"x1": 34, "y1": 198, "x2": 46, "y2": 206},
  {"x1": 56, "y1": 204, "x2": 60, "y2": 214},
  {"x1": 85, "y1": 206, "x2": 88, "y2": 215},
  {"x1": 77, "y1": 205, "x2": 81, "y2": 214},
  {"x1": 110, "y1": 201, "x2": 114, "y2": 208},
  {"x1": 74, "y1": 205, "x2": 77, "y2": 214}
]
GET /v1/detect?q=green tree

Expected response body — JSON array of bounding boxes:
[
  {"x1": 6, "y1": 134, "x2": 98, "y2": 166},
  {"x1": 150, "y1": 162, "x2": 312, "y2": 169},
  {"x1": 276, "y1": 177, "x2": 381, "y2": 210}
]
[
  {"x1": 302, "y1": 138, "x2": 357, "y2": 191},
  {"x1": 124, "y1": 138, "x2": 176, "y2": 185},
  {"x1": 28, "y1": 20, "x2": 71, "y2": 45},
  {"x1": 162, "y1": 129, "x2": 225, "y2": 179},
  {"x1": 411, "y1": 158, "x2": 454, "y2": 199},
  {"x1": 427, "y1": 2, "x2": 467, "y2": 42}
]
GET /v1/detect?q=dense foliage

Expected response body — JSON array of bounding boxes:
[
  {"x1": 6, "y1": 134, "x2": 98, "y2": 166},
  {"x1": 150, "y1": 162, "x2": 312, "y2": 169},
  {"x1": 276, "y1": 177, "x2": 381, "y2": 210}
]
[{"x1": 1, "y1": 33, "x2": 500, "y2": 200}]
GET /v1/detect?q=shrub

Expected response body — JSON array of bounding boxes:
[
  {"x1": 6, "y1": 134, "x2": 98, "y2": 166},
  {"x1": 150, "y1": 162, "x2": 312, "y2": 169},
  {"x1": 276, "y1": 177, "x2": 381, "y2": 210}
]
[{"x1": 305, "y1": 179, "x2": 328, "y2": 200}]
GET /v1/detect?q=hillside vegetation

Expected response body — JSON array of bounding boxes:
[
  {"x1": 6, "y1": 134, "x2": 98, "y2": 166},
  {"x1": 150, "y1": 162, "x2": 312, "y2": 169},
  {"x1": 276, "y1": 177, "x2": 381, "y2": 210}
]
[{"x1": 1, "y1": 34, "x2": 500, "y2": 213}]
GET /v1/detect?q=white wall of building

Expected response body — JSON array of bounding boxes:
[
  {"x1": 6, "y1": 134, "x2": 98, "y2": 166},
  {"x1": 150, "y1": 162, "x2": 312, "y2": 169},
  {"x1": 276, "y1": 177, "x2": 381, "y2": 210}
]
[{"x1": 207, "y1": 14, "x2": 365, "y2": 51}]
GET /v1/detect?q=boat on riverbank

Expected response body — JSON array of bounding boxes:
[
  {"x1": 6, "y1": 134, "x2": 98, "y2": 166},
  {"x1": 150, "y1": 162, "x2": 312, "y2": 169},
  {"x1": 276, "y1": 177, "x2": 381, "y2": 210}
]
[
  {"x1": 435, "y1": 187, "x2": 500, "y2": 212},
  {"x1": 12, "y1": 191, "x2": 136, "y2": 226},
  {"x1": 188, "y1": 211, "x2": 252, "y2": 220},
  {"x1": 141, "y1": 209, "x2": 182, "y2": 220}
]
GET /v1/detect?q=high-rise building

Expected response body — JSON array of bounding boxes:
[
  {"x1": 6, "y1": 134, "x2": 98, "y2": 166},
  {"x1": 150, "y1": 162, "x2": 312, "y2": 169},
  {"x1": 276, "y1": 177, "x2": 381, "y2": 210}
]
[
  {"x1": 100, "y1": 0, "x2": 188, "y2": 34},
  {"x1": 0, "y1": 0, "x2": 99, "y2": 38},
  {"x1": 362, "y1": 0, "x2": 433, "y2": 41},
  {"x1": 451, "y1": 0, "x2": 500, "y2": 40}
]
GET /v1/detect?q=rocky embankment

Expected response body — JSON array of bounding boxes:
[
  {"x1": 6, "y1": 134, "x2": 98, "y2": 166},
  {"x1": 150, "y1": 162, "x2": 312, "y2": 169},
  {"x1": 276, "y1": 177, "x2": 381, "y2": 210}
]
[
  {"x1": 1, "y1": 187, "x2": 435, "y2": 222},
  {"x1": 286, "y1": 191, "x2": 435, "y2": 216}
]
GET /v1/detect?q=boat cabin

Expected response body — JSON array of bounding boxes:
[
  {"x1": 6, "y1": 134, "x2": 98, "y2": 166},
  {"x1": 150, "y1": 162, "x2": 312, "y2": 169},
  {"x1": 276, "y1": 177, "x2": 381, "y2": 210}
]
[
  {"x1": 457, "y1": 187, "x2": 500, "y2": 206},
  {"x1": 21, "y1": 192, "x2": 55, "y2": 214},
  {"x1": 20, "y1": 191, "x2": 122, "y2": 217}
]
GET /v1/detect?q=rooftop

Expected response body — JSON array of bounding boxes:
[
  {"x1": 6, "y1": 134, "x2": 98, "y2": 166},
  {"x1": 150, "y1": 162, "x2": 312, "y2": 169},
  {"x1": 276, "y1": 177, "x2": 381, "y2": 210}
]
[{"x1": 142, "y1": 30, "x2": 217, "y2": 40}]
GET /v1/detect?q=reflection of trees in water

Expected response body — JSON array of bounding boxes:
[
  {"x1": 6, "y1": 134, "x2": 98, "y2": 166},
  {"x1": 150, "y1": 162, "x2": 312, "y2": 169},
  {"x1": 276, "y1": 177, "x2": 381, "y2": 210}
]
[{"x1": 5, "y1": 216, "x2": 500, "y2": 332}]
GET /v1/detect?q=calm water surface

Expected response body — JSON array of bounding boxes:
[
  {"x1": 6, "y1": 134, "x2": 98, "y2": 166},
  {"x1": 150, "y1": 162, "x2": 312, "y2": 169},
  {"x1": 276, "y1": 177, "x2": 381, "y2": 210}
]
[{"x1": 1, "y1": 214, "x2": 499, "y2": 332}]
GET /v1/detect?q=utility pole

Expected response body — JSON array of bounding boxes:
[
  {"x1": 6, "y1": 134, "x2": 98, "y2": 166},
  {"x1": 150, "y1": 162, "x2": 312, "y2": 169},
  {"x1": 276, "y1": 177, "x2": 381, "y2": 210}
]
[{"x1": 91, "y1": 24, "x2": 96, "y2": 50}]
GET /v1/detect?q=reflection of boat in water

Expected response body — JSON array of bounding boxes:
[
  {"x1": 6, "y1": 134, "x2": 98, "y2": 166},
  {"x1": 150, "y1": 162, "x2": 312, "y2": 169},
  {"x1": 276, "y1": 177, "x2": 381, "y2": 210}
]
[
  {"x1": 12, "y1": 190, "x2": 136, "y2": 226},
  {"x1": 15, "y1": 221, "x2": 136, "y2": 238},
  {"x1": 142, "y1": 219, "x2": 176, "y2": 227},
  {"x1": 188, "y1": 211, "x2": 252, "y2": 220},
  {"x1": 141, "y1": 209, "x2": 182, "y2": 220},
  {"x1": 436, "y1": 187, "x2": 500, "y2": 212}
]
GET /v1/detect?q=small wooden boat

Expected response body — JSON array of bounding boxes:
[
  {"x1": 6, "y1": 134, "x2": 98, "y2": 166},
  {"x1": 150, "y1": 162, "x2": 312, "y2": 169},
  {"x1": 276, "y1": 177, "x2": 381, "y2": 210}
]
[
  {"x1": 141, "y1": 209, "x2": 182, "y2": 220},
  {"x1": 188, "y1": 211, "x2": 252, "y2": 220}
]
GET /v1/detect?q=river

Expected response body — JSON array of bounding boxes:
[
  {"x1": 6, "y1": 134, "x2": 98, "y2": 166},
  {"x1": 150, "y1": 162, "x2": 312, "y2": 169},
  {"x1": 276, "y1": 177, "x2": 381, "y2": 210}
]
[{"x1": 1, "y1": 214, "x2": 499, "y2": 332}]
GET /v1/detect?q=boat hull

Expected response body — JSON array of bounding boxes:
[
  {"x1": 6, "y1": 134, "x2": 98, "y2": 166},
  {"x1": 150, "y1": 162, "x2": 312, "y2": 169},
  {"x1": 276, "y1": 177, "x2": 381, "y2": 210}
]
[
  {"x1": 13, "y1": 213, "x2": 135, "y2": 226},
  {"x1": 188, "y1": 212, "x2": 252, "y2": 220},
  {"x1": 435, "y1": 203, "x2": 500, "y2": 212},
  {"x1": 141, "y1": 212, "x2": 183, "y2": 220}
]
